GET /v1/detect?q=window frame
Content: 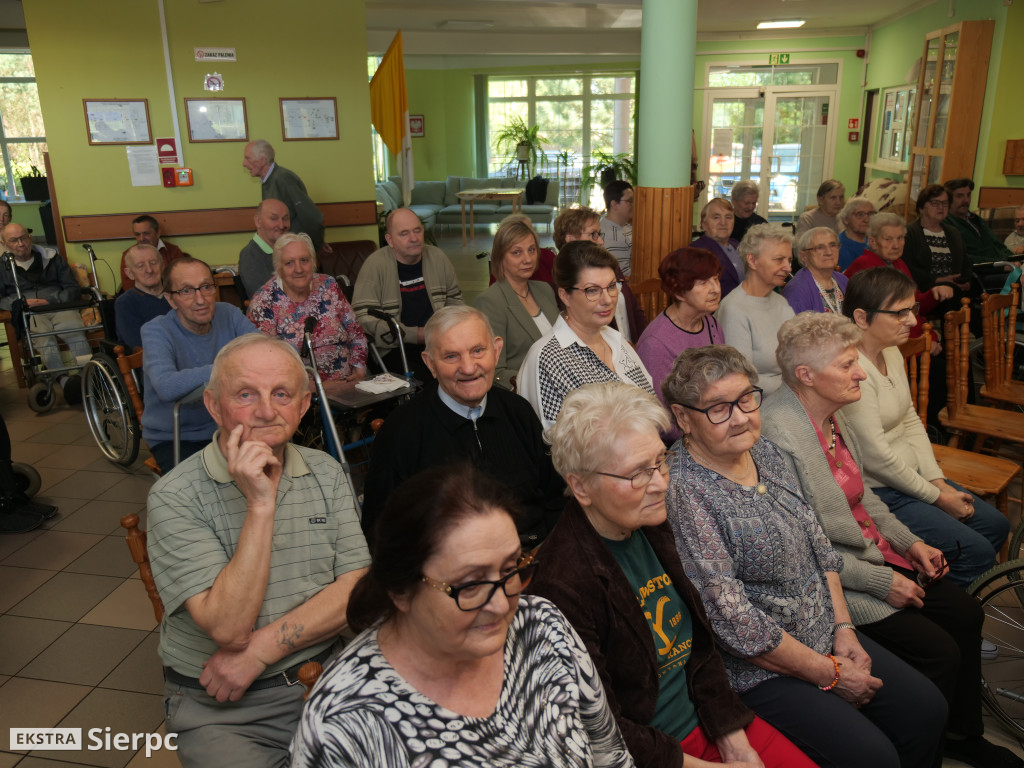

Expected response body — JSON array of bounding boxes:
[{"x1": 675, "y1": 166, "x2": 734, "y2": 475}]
[{"x1": 0, "y1": 48, "x2": 47, "y2": 201}]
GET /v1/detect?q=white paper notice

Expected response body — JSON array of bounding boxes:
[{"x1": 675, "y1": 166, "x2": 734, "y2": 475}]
[
  {"x1": 126, "y1": 146, "x2": 161, "y2": 187},
  {"x1": 712, "y1": 128, "x2": 734, "y2": 157}
]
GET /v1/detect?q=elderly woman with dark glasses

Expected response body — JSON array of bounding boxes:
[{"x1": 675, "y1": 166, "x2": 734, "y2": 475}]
[
  {"x1": 530, "y1": 381, "x2": 815, "y2": 768},
  {"x1": 292, "y1": 463, "x2": 636, "y2": 768},
  {"x1": 760, "y1": 310, "x2": 1020, "y2": 768},
  {"x1": 663, "y1": 344, "x2": 948, "y2": 768},
  {"x1": 518, "y1": 240, "x2": 653, "y2": 429}
]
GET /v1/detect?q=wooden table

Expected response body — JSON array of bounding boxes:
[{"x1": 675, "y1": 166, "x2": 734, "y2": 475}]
[{"x1": 456, "y1": 188, "x2": 523, "y2": 245}]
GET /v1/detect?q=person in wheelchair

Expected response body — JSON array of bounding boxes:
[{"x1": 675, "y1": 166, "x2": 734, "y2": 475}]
[
  {"x1": 246, "y1": 232, "x2": 367, "y2": 384},
  {"x1": 114, "y1": 243, "x2": 171, "y2": 351},
  {"x1": 140, "y1": 257, "x2": 255, "y2": 473},
  {"x1": 0, "y1": 222, "x2": 91, "y2": 376},
  {"x1": 361, "y1": 305, "x2": 564, "y2": 549}
]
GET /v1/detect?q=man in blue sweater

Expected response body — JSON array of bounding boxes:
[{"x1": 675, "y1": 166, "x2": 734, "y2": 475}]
[
  {"x1": 140, "y1": 257, "x2": 255, "y2": 472},
  {"x1": 114, "y1": 243, "x2": 171, "y2": 351}
]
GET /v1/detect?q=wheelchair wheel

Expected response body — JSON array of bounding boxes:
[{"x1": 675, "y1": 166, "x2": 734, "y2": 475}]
[
  {"x1": 82, "y1": 355, "x2": 140, "y2": 466},
  {"x1": 968, "y1": 560, "x2": 1024, "y2": 739},
  {"x1": 11, "y1": 462, "x2": 41, "y2": 498},
  {"x1": 27, "y1": 382, "x2": 57, "y2": 413}
]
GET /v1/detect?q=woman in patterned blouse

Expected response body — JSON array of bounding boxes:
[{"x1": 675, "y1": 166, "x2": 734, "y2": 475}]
[
  {"x1": 291, "y1": 464, "x2": 635, "y2": 768},
  {"x1": 247, "y1": 232, "x2": 367, "y2": 382},
  {"x1": 517, "y1": 240, "x2": 653, "y2": 429},
  {"x1": 662, "y1": 345, "x2": 946, "y2": 768}
]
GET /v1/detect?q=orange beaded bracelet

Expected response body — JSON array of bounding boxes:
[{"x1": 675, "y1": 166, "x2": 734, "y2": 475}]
[{"x1": 819, "y1": 654, "x2": 841, "y2": 692}]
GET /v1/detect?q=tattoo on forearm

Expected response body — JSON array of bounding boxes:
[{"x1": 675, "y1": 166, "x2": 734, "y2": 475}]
[{"x1": 279, "y1": 622, "x2": 304, "y2": 650}]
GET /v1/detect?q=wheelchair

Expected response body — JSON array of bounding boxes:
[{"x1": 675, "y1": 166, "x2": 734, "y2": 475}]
[
  {"x1": 82, "y1": 340, "x2": 143, "y2": 466},
  {"x1": 968, "y1": 549, "x2": 1024, "y2": 739},
  {"x1": 1, "y1": 245, "x2": 108, "y2": 412}
]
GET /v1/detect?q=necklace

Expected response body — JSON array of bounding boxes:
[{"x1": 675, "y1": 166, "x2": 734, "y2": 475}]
[
  {"x1": 510, "y1": 282, "x2": 530, "y2": 300},
  {"x1": 686, "y1": 441, "x2": 767, "y2": 494},
  {"x1": 827, "y1": 416, "x2": 837, "y2": 451},
  {"x1": 816, "y1": 276, "x2": 844, "y2": 315}
]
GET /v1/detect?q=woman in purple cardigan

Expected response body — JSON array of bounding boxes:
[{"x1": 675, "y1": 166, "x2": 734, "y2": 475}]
[
  {"x1": 691, "y1": 198, "x2": 744, "y2": 299},
  {"x1": 783, "y1": 226, "x2": 850, "y2": 315},
  {"x1": 529, "y1": 381, "x2": 815, "y2": 768}
]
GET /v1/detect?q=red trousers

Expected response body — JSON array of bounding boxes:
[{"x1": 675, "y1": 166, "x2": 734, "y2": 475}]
[{"x1": 680, "y1": 715, "x2": 818, "y2": 767}]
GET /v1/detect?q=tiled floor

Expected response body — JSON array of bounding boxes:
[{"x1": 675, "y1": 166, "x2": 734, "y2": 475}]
[{"x1": 0, "y1": 226, "x2": 1021, "y2": 766}]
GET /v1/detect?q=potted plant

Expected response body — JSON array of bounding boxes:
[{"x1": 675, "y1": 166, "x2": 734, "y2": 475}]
[
  {"x1": 494, "y1": 115, "x2": 549, "y2": 178},
  {"x1": 579, "y1": 152, "x2": 637, "y2": 205}
]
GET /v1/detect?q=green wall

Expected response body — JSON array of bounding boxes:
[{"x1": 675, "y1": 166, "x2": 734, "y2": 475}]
[
  {"x1": 864, "y1": 0, "x2": 1014, "y2": 189},
  {"x1": 23, "y1": 0, "x2": 376, "y2": 293},
  {"x1": 406, "y1": 69, "x2": 476, "y2": 180}
]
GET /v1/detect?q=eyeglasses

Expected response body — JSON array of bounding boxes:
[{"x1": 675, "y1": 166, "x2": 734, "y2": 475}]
[
  {"x1": 619, "y1": 197, "x2": 635, "y2": 206},
  {"x1": 579, "y1": 229, "x2": 605, "y2": 242},
  {"x1": 925, "y1": 199, "x2": 950, "y2": 208},
  {"x1": 850, "y1": 210, "x2": 875, "y2": 218},
  {"x1": 917, "y1": 541, "x2": 961, "y2": 587},
  {"x1": 804, "y1": 241, "x2": 840, "y2": 254},
  {"x1": 570, "y1": 280, "x2": 621, "y2": 302},
  {"x1": 870, "y1": 302, "x2": 920, "y2": 322},
  {"x1": 421, "y1": 553, "x2": 539, "y2": 611},
  {"x1": 5, "y1": 234, "x2": 31, "y2": 244},
  {"x1": 593, "y1": 451, "x2": 675, "y2": 490},
  {"x1": 167, "y1": 283, "x2": 216, "y2": 298},
  {"x1": 680, "y1": 387, "x2": 763, "y2": 424}
]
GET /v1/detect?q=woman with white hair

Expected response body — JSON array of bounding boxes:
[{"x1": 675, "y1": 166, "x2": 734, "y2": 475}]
[
  {"x1": 760, "y1": 311, "x2": 1019, "y2": 768},
  {"x1": 837, "y1": 197, "x2": 874, "y2": 270},
  {"x1": 783, "y1": 226, "x2": 849, "y2": 315},
  {"x1": 716, "y1": 223, "x2": 794, "y2": 395},
  {"x1": 692, "y1": 198, "x2": 744, "y2": 298},
  {"x1": 730, "y1": 180, "x2": 767, "y2": 243},
  {"x1": 532, "y1": 381, "x2": 815, "y2": 768},
  {"x1": 247, "y1": 232, "x2": 367, "y2": 382}
]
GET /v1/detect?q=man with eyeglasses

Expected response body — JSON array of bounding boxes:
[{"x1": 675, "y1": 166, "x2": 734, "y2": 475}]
[
  {"x1": 0, "y1": 221, "x2": 91, "y2": 379},
  {"x1": 114, "y1": 243, "x2": 172, "y2": 351},
  {"x1": 140, "y1": 257, "x2": 255, "y2": 472},
  {"x1": 118, "y1": 215, "x2": 186, "y2": 293},
  {"x1": 943, "y1": 178, "x2": 1014, "y2": 266},
  {"x1": 600, "y1": 180, "x2": 635, "y2": 276}
]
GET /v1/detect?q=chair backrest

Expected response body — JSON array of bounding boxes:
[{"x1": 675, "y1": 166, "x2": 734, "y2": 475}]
[
  {"x1": 629, "y1": 277, "x2": 666, "y2": 326},
  {"x1": 113, "y1": 345, "x2": 145, "y2": 420},
  {"x1": 980, "y1": 283, "x2": 1020, "y2": 391},
  {"x1": 320, "y1": 240, "x2": 378, "y2": 286},
  {"x1": 899, "y1": 323, "x2": 932, "y2": 426},
  {"x1": 942, "y1": 297, "x2": 972, "y2": 419},
  {"x1": 120, "y1": 512, "x2": 164, "y2": 623}
]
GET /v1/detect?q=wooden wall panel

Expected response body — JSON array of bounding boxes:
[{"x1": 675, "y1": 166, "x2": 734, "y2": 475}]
[
  {"x1": 61, "y1": 200, "x2": 377, "y2": 242},
  {"x1": 979, "y1": 187, "x2": 1024, "y2": 209},
  {"x1": 631, "y1": 185, "x2": 694, "y2": 317}
]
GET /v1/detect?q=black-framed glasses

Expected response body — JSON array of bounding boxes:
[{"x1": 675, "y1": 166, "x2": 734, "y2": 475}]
[
  {"x1": 869, "y1": 302, "x2": 920, "y2": 322},
  {"x1": 579, "y1": 229, "x2": 605, "y2": 242},
  {"x1": 570, "y1": 280, "x2": 622, "y2": 302},
  {"x1": 168, "y1": 283, "x2": 216, "y2": 298},
  {"x1": 680, "y1": 387, "x2": 763, "y2": 425},
  {"x1": 593, "y1": 451, "x2": 676, "y2": 490},
  {"x1": 925, "y1": 199, "x2": 950, "y2": 208},
  {"x1": 421, "y1": 553, "x2": 539, "y2": 611},
  {"x1": 917, "y1": 541, "x2": 961, "y2": 587}
]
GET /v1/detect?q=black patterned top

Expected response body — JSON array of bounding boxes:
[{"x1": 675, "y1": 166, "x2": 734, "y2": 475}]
[
  {"x1": 290, "y1": 595, "x2": 636, "y2": 768},
  {"x1": 517, "y1": 315, "x2": 654, "y2": 429}
]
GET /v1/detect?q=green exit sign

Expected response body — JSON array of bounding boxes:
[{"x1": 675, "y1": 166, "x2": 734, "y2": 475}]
[{"x1": 768, "y1": 53, "x2": 791, "y2": 65}]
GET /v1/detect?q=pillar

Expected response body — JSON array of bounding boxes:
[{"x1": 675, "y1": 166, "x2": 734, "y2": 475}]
[{"x1": 632, "y1": 0, "x2": 698, "y2": 306}]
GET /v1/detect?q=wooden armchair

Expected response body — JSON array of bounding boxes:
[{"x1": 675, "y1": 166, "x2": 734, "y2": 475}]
[
  {"x1": 939, "y1": 298, "x2": 1024, "y2": 510},
  {"x1": 979, "y1": 285, "x2": 1024, "y2": 407},
  {"x1": 901, "y1": 325, "x2": 1019, "y2": 560}
]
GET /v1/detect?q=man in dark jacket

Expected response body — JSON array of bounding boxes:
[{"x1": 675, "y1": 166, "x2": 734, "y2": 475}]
[{"x1": 361, "y1": 305, "x2": 563, "y2": 547}]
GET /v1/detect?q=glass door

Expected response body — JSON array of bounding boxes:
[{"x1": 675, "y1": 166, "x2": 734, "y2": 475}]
[{"x1": 703, "y1": 86, "x2": 836, "y2": 221}]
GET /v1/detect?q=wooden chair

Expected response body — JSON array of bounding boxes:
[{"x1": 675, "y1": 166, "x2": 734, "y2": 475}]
[
  {"x1": 979, "y1": 284, "x2": 1024, "y2": 407},
  {"x1": 939, "y1": 298, "x2": 1024, "y2": 507},
  {"x1": 901, "y1": 324, "x2": 1019, "y2": 560},
  {"x1": 629, "y1": 277, "x2": 667, "y2": 327},
  {"x1": 120, "y1": 514, "x2": 326, "y2": 698}
]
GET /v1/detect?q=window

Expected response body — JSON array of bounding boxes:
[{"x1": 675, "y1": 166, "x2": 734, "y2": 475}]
[
  {"x1": 707, "y1": 63, "x2": 839, "y2": 88},
  {"x1": 484, "y1": 73, "x2": 635, "y2": 206},
  {"x1": 0, "y1": 51, "x2": 47, "y2": 200},
  {"x1": 876, "y1": 85, "x2": 915, "y2": 170}
]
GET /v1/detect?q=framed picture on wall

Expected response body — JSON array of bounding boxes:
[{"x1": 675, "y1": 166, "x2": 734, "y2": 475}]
[
  {"x1": 83, "y1": 99, "x2": 152, "y2": 145},
  {"x1": 185, "y1": 97, "x2": 249, "y2": 142},
  {"x1": 410, "y1": 115, "x2": 425, "y2": 138},
  {"x1": 280, "y1": 98, "x2": 339, "y2": 141}
]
